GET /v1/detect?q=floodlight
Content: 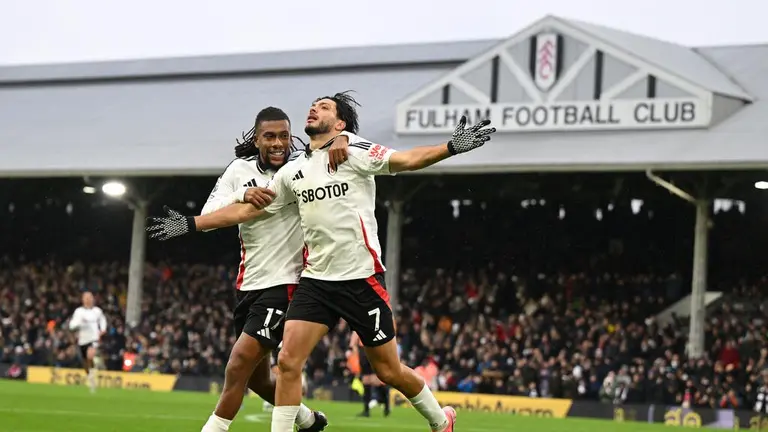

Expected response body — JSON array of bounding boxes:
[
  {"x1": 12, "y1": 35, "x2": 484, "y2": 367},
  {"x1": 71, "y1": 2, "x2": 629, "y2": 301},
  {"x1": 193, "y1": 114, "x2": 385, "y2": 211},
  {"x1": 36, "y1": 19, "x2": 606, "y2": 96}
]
[
  {"x1": 754, "y1": 181, "x2": 768, "y2": 190},
  {"x1": 102, "y1": 181, "x2": 127, "y2": 197}
]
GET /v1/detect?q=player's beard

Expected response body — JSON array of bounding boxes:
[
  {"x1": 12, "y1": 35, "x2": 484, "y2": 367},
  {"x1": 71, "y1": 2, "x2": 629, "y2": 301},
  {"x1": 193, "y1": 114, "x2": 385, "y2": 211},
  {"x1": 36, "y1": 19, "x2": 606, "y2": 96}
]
[
  {"x1": 304, "y1": 120, "x2": 332, "y2": 138},
  {"x1": 259, "y1": 153, "x2": 286, "y2": 171},
  {"x1": 259, "y1": 148, "x2": 288, "y2": 171}
]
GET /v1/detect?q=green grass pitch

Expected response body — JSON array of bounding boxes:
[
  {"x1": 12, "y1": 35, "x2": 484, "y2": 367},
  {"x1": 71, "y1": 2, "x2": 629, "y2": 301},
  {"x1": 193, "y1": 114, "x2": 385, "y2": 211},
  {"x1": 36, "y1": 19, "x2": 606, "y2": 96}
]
[{"x1": 0, "y1": 380, "x2": 691, "y2": 431}]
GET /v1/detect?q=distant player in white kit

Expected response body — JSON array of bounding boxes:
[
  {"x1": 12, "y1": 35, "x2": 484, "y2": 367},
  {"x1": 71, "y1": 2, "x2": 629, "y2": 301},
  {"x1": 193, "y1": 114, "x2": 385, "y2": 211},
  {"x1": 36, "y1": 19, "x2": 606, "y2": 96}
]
[
  {"x1": 147, "y1": 107, "x2": 348, "y2": 432},
  {"x1": 68, "y1": 291, "x2": 106, "y2": 393}
]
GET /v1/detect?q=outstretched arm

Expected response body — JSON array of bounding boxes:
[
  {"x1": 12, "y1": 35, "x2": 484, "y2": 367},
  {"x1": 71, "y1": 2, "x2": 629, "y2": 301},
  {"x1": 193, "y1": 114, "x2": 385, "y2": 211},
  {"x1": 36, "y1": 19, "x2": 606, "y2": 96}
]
[
  {"x1": 193, "y1": 202, "x2": 265, "y2": 231},
  {"x1": 146, "y1": 187, "x2": 275, "y2": 241},
  {"x1": 389, "y1": 117, "x2": 495, "y2": 172},
  {"x1": 387, "y1": 143, "x2": 452, "y2": 173},
  {"x1": 339, "y1": 116, "x2": 495, "y2": 175}
]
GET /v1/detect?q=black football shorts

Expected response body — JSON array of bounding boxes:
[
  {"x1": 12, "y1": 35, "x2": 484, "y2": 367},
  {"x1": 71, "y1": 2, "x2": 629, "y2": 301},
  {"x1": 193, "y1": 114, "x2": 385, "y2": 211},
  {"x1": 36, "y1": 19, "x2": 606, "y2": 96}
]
[
  {"x1": 286, "y1": 273, "x2": 394, "y2": 347},
  {"x1": 233, "y1": 285, "x2": 296, "y2": 349},
  {"x1": 78, "y1": 342, "x2": 97, "y2": 360}
]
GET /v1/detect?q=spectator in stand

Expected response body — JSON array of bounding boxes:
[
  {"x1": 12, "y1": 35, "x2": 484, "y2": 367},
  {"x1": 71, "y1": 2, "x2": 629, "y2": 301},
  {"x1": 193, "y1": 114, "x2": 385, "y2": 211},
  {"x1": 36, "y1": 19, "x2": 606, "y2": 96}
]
[{"x1": 415, "y1": 358, "x2": 439, "y2": 391}]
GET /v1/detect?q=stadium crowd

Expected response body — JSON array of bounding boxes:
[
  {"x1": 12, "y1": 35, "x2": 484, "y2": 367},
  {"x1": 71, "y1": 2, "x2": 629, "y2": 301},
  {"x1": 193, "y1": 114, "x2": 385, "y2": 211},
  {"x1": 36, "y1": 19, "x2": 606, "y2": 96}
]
[
  {"x1": 1, "y1": 256, "x2": 766, "y2": 411},
  {"x1": 2, "y1": 179, "x2": 767, "y2": 411}
]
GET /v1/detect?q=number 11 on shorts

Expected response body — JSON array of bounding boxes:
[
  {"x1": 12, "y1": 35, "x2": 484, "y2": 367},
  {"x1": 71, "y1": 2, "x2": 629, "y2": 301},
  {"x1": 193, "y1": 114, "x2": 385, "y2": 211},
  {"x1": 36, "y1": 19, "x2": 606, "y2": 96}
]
[{"x1": 264, "y1": 307, "x2": 284, "y2": 330}]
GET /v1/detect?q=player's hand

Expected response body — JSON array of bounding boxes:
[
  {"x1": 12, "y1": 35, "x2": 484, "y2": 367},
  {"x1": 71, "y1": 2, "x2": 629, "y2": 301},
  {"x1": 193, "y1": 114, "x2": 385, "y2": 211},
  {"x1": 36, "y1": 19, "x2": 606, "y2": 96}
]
[
  {"x1": 328, "y1": 134, "x2": 350, "y2": 173},
  {"x1": 447, "y1": 115, "x2": 496, "y2": 155},
  {"x1": 243, "y1": 187, "x2": 275, "y2": 209},
  {"x1": 146, "y1": 206, "x2": 196, "y2": 241}
]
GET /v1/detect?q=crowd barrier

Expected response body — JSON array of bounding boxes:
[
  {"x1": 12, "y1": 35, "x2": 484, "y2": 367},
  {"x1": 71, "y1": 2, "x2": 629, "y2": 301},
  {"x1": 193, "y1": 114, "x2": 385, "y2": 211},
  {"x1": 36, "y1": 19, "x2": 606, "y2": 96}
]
[
  {"x1": 25, "y1": 365, "x2": 178, "y2": 391},
  {"x1": 388, "y1": 391, "x2": 768, "y2": 429},
  {"x1": 3, "y1": 363, "x2": 768, "y2": 429},
  {"x1": 390, "y1": 390, "x2": 572, "y2": 417},
  {"x1": 575, "y1": 402, "x2": 768, "y2": 430}
]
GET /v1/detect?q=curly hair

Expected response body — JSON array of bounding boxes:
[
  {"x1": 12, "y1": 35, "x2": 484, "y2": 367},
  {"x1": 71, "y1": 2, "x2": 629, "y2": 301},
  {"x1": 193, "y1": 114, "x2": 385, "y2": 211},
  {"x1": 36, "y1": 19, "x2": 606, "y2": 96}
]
[{"x1": 314, "y1": 90, "x2": 361, "y2": 134}]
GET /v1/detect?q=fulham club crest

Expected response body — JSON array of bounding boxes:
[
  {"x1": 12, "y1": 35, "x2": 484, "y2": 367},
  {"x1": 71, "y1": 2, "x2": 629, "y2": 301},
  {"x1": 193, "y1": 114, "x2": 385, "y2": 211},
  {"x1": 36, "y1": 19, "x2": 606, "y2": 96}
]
[
  {"x1": 326, "y1": 163, "x2": 336, "y2": 176},
  {"x1": 532, "y1": 33, "x2": 561, "y2": 92}
]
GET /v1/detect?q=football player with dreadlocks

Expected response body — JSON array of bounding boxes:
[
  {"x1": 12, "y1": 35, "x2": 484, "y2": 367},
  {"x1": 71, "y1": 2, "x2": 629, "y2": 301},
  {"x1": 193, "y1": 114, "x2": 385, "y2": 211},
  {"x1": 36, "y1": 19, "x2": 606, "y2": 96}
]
[
  {"x1": 147, "y1": 92, "x2": 496, "y2": 432},
  {"x1": 187, "y1": 107, "x2": 349, "y2": 432}
]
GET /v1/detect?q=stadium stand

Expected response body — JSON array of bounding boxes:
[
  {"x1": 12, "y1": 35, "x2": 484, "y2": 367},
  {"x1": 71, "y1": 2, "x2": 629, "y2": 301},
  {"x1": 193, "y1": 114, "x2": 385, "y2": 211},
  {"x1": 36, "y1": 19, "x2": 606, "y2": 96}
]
[
  {"x1": 1, "y1": 162, "x2": 768, "y2": 427},
  {"x1": 1, "y1": 253, "x2": 765, "y2": 410}
]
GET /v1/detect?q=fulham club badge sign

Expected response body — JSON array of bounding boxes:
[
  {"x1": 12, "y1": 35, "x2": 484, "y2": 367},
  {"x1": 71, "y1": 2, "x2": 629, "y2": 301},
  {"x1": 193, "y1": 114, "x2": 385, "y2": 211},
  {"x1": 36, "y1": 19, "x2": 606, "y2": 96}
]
[{"x1": 533, "y1": 33, "x2": 560, "y2": 92}]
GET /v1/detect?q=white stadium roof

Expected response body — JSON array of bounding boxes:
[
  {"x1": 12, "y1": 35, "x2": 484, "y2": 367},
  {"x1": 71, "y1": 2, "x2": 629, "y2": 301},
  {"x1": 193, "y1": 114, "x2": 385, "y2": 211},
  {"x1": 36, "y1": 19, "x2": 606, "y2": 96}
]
[{"x1": 0, "y1": 15, "x2": 766, "y2": 176}]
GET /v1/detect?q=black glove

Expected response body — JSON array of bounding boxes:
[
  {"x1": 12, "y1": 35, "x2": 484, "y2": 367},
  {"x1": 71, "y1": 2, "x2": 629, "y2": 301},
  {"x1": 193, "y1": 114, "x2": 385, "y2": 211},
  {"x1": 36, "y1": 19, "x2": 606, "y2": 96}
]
[
  {"x1": 146, "y1": 206, "x2": 196, "y2": 241},
  {"x1": 447, "y1": 115, "x2": 496, "y2": 155}
]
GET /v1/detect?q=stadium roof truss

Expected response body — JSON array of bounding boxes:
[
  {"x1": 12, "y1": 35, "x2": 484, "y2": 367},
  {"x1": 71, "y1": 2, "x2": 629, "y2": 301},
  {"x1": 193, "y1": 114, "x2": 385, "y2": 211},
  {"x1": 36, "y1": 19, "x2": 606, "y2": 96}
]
[
  {"x1": 398, "y1": 16, "x2": 751, "y2": 111},
  {"x1": 393, "y1": 16, "x2": 767, "y2": 173}
]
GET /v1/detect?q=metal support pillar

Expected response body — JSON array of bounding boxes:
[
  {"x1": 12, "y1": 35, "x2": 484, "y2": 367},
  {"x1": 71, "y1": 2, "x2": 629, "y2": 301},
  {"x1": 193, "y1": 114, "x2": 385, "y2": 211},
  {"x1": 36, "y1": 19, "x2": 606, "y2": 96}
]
[
  {"x1": 646, "y1": 170, "x2": 709, "y2": 358},
  {"x1": 384, "y1": 200, "x2": 404, "y2": 313},
  {"x1": 688, "y1": 200, "x2": 710, "y2": 358},
  {"x1": 125, "y1": 200, "x2": 148, "y2": 328}
]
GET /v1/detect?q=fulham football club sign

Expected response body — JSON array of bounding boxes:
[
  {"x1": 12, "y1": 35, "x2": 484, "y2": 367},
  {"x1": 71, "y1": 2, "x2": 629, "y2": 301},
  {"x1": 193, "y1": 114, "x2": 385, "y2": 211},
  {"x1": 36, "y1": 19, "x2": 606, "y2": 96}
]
[{"x1": 395, "y1": 17, "x2": 716, "y2": 134}]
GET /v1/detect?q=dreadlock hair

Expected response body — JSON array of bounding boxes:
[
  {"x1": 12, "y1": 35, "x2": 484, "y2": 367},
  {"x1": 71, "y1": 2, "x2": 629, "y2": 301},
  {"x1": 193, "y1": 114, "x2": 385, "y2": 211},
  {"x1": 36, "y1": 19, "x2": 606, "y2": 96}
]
[
  {"x1": 315, "y1": 90, "x2": 361, "y2": 134},
  {"x1": 234, "y1": 107, "x2": 291, "y2": 158}
]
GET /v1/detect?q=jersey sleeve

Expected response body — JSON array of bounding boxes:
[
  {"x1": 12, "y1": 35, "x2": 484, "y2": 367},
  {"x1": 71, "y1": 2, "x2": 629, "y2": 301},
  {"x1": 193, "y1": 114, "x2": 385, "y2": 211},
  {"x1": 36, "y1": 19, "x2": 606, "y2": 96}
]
[
  {"x1": 201, "y1": 159, "x2": 247, "y2": 216},
  {"x1": 98, "y1": 309, "x2": 107, "y2": 332},
  {"x1": 68, "y1": 308, "x2": 81, "y2": 330},
  {"x1": 342, "y1": 132, "x2": 397, "y2": 176},
  {"x1": 263, "y1": 166, "x2": 296, "y2": 214}
]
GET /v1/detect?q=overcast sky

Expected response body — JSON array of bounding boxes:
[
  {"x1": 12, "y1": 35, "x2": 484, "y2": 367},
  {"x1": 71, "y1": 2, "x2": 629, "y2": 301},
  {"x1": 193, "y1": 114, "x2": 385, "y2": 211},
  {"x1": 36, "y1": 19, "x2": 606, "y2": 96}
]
[{"x1": 1, "y1": 0, "x2": 766, "y2": 66}]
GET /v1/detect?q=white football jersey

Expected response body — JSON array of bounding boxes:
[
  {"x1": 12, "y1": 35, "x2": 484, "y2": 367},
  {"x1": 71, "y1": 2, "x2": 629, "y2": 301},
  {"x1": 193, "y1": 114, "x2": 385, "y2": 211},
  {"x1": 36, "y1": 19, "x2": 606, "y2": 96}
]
[
  {"x1": 68, "y1": 306, "x2": 107, "y2": 346},
  {"x1": 202, "y1": 156, "x2": 304, "y2": 291},
  {"x1": 264, "y1": 133, "x2": 396, "y2": 281}
]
